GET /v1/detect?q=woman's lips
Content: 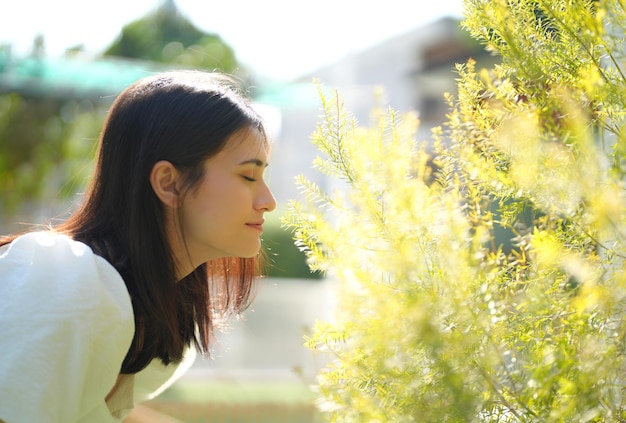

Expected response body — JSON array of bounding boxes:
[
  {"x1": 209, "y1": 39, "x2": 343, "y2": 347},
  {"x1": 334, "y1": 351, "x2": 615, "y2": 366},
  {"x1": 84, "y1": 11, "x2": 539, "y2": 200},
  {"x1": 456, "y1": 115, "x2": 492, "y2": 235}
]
[{"x1": 246, "y1": 221, "x2": 264, "y2": 232}]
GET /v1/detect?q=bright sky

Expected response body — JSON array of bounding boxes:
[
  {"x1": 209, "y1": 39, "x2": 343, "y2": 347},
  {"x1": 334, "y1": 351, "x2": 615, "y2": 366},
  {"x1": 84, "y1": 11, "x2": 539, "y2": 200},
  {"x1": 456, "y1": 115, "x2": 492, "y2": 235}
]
[{"x1": 1, "y1": 0, "x2": 465, "y2": 82}]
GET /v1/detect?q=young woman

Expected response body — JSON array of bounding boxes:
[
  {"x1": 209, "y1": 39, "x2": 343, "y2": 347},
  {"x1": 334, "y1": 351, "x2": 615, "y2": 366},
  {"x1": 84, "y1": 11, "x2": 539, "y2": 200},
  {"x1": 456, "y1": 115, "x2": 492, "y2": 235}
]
[{"x1": 0, "y1": 70, "x2": 277, "y2": 422}]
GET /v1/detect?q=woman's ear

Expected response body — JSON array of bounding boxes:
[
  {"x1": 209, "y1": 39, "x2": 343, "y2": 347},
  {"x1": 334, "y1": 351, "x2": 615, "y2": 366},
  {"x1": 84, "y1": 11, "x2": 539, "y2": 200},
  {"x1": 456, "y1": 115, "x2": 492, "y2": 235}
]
[{"x1": 150, "y1": 160, "x2": 182, "y2": 208}]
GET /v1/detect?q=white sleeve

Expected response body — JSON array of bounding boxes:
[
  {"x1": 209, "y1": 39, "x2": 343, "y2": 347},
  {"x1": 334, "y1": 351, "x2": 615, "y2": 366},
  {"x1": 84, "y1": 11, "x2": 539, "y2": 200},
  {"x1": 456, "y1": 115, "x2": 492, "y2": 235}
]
[{"x1": 0, "y1": 231, "x2": 134, "y2": 423}]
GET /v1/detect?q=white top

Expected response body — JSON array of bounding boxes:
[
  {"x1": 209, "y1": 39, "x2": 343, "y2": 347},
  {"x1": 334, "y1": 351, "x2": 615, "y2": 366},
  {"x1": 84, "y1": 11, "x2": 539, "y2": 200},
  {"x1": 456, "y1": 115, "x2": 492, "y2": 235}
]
[{"x1": 0, "y1": 231, "x2": 195, "y2": 423}]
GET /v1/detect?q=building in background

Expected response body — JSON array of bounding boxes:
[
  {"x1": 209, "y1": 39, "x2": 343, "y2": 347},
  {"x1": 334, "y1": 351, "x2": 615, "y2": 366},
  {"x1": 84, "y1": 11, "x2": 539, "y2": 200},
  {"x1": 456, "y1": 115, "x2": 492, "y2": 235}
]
[{"x1": 262, "y1": 17, "x2": 494, "y2": 207}]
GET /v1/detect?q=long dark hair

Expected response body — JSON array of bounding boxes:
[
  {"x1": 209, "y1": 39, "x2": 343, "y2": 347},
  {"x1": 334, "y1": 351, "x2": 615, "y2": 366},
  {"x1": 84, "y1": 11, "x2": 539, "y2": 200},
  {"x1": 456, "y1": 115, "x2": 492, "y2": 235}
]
[{"x1": 1, "y1": 71, "x2": 268, "y2": 373}]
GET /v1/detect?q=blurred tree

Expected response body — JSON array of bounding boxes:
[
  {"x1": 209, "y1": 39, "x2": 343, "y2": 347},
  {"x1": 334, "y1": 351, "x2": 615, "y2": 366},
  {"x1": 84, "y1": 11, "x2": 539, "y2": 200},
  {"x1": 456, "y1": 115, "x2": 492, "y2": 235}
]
[
  {"x1": 103, "y1": 0, "x2": 239, "y2": 74},
  {"x1": 286, "y1": 0, "x2": 626, "y2": 421},
  {"x1": 0, "y1": 92, "x2": 104, "y2": 221},
  {"x1": 0, "y1": 35, "x2": 106, "y2": 223}
]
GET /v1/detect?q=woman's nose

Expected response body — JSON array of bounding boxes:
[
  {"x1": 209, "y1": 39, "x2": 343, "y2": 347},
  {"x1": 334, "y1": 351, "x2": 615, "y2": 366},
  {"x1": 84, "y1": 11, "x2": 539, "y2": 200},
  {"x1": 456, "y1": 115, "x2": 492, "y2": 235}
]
[{"x1": 256, "y1": 182, "x2": 277, "y2": 212}]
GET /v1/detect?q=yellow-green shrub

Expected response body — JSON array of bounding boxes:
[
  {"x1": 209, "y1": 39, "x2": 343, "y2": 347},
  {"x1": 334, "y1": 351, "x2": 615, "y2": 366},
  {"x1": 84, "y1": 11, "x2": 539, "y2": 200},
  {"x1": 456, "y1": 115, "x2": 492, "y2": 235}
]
[{"x1": 284, "y1": 0, "x2": 626, "y2": 421}]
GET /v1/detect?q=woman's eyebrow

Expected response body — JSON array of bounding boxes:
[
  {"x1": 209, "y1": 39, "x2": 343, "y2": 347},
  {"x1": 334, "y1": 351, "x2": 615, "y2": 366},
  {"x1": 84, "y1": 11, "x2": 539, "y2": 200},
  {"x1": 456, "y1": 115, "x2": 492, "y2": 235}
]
[{"x1": 238, "y1": 158, "x2": 269, "y2": 168}]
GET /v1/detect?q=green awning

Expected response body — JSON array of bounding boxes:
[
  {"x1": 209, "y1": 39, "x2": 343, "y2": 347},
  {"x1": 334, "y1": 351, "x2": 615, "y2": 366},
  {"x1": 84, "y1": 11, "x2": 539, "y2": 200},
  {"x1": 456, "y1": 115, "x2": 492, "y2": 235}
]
[{"x1": 0, "y1": 54, "x2": 171, "y2": 100}]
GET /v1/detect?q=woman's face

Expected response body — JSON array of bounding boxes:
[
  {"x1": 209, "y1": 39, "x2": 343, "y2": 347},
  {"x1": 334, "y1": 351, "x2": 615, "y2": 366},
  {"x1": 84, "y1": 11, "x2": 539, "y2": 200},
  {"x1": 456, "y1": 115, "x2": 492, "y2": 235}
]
[{"x1": 176, "y1": 127, "x2": 276, "y2": 271}]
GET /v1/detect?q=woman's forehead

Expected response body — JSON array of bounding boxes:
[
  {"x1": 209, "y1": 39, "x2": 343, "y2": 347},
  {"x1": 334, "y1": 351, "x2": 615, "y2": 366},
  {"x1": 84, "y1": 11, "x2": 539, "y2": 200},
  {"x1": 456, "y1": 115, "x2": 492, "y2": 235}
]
[
  {"x1": 229, "y1": 126, "x2": 269, "y2": 149},
  {"x1": 219, "y1": 126, "x2": 271, "y2": 161}
]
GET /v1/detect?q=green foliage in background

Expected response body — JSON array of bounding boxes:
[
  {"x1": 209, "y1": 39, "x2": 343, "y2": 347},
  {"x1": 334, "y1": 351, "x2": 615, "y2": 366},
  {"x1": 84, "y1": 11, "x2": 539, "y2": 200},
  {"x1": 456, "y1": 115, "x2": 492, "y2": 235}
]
[
  {"x1": 263, "y1": 209, "x2": 323, "y2": 279},
  {"x1": 0, "y1": 94, "x2": 103, "y2": 217},
  {"x1": 284, "y1": 0, "x2": 626, "y2": 421}
]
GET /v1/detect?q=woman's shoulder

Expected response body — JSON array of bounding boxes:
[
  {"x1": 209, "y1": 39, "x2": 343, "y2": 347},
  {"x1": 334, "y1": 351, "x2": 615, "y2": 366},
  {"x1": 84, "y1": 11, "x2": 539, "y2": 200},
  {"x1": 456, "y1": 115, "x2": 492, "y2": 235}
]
[
  {"x1": 0, "y1": 230, "x2": 132, "y2": 317},
  {"x1": 0, "y1": 230, "x2": 135, "y2": 422},
  {"x1": 2, "y1": 230, "x2": 95, "y2": 259}
]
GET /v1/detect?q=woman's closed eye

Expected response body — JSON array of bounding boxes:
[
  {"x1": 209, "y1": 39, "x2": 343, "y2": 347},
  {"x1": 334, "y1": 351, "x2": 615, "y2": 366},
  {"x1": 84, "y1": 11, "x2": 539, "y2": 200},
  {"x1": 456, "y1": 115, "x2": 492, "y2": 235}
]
[{"x1": 242, "y1": 175, "x2": 257, "y2": 182}]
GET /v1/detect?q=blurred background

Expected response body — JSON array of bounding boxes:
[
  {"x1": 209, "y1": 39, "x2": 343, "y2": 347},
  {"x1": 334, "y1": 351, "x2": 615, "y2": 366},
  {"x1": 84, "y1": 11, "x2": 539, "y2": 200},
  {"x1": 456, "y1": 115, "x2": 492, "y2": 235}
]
[{"x1": 0, "y1": 0, "x2": 494, "y2": 421}]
